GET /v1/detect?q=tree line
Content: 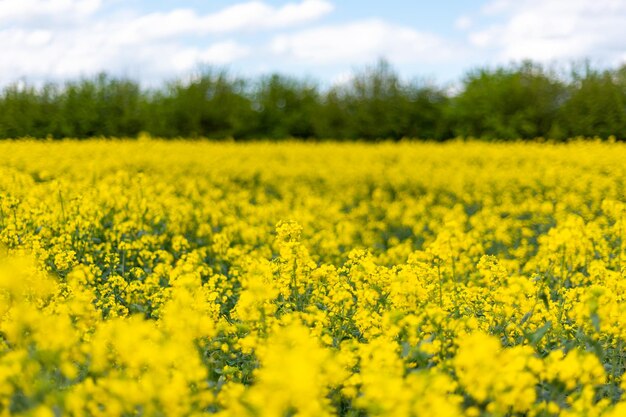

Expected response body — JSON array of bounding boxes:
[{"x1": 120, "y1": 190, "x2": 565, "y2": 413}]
[{"x1": 1, "y1": 60, "x2": 625, "y2": 140}]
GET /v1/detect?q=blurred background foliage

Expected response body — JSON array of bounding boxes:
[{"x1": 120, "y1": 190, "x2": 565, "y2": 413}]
[{"x1": 1, "y1": 59, "x2": 625, "y2": 140}]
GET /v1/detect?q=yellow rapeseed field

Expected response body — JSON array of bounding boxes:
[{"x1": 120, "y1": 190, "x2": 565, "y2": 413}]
[{"x1": 1, "y1": 139, "x2": 626, "y2": 417}]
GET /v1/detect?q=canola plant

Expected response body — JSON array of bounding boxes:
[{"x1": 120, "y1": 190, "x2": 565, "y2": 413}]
[{"x1": 1, "y1": 139, "x2": 626, "y2": 417}]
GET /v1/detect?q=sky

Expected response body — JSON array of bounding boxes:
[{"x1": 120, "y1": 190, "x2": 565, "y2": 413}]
[{"x1": 1, "y1": 0, "x2": 626, "y2": 87}]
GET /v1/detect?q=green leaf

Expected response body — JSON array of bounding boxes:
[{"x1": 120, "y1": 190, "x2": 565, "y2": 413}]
[
  {"x1": 528, "y1": 320, "x2": 552, "y2": 345},
  {"x1": 590, "y1": 312, "x2": 601, "y2": 332}
]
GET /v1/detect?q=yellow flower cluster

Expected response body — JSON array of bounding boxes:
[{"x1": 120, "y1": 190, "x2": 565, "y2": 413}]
[{"x1": 1, "y1": 139, "x2": 626, "y2": 416}]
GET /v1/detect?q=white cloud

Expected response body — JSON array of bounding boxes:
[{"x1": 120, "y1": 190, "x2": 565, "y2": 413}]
[
  {"x1": 110, "y1": 0, "x2": 333, "y2": 43},
  {"x1": 203, "y1": 0, "x2": 333, "y2": 33},
  {"x1": 0, "y1": 27, "x2": 251, "y2": 81},
  {"x1": 0, "y1": 0, "x2": 332, "y2": 84},
  {"x1": 481, "y1": 0, "x2": 514, "y2": 16},
  {"x1": 0, "y1": 0, "x2": 102, "y2": 23},
  {"x1": 271, "y1": 19, "x2": 457, "y2": 65},
  {"x1": 454, "y1": 16, "x2": 472, "y2": 30},
  {"x1": 172, "y1": 42, "x2": 251, "y2": 71},
  {"x1": 470, "y1": 0, "x2": 626, "y2": 64}
]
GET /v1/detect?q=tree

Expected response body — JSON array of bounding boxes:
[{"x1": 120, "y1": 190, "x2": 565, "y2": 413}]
[
  {"x1": 150, "y1": 69, "x2": 252, "y2": 138},
  {"x1": 252, "y1": 74, "x2": 321, "y2": 139},
  {"x1": 450, "y1": 61, "x2": 566, "y2": 140},
  {"x1": 558, "y1": 65, "x2": 626, "y2": 139}
]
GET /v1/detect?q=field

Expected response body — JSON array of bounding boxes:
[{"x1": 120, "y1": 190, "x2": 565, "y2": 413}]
[{"x1": 1, "y1": 139, "x2": 626, "y2": 417}]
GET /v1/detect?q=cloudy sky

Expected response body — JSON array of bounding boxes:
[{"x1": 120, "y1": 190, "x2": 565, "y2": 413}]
[{"x1": 1, "y1": 0, "x2": 626, "y2": 86}]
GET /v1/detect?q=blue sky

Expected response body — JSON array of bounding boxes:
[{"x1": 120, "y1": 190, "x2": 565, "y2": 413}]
[{"x1": 1, "y1": 0, "x2": 625, "y2": 87}]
